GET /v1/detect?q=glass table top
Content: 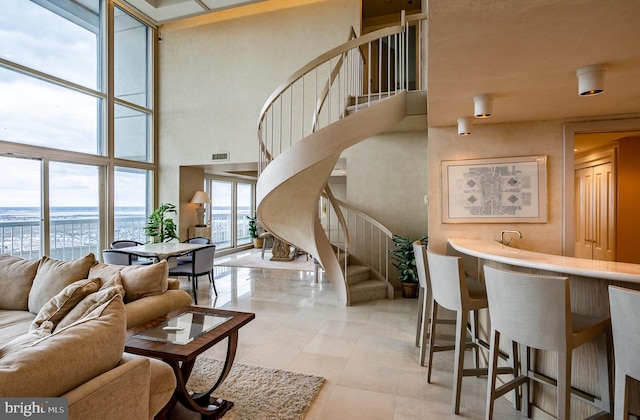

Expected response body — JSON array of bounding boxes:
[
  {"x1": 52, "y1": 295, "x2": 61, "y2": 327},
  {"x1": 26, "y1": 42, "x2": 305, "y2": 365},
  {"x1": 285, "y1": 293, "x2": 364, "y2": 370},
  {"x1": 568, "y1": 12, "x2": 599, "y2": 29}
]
[{"x1": 133, "y1": 311, "x2": 231, "y2": 345}]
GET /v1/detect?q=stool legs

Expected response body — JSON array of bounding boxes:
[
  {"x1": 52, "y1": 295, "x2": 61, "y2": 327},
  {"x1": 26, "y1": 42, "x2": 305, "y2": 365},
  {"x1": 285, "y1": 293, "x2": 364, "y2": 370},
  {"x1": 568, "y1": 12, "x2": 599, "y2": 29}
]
[{"x1": 452, "y1": 308, "x2": 469, "y2": 413}]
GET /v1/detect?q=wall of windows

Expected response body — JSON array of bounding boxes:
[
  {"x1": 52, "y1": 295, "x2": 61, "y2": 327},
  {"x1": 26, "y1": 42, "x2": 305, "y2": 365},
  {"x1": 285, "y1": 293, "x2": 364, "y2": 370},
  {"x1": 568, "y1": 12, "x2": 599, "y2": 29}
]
[{"x1": 0, "y1": 0, "x2": 156, "y2": 260}]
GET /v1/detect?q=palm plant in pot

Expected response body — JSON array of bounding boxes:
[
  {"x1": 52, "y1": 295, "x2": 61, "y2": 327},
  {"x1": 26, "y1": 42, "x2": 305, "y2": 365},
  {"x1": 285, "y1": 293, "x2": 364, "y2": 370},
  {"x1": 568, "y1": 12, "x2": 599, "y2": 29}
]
[
  {"x1": 246, "y1": 216, "x2": 263, "y2": 248},
  {"x1": 143, "y1": 203, "x2": 178, "y2": 243},
  {"x1": 389, "y1": 234, "x2": 428, "y2": 298}
]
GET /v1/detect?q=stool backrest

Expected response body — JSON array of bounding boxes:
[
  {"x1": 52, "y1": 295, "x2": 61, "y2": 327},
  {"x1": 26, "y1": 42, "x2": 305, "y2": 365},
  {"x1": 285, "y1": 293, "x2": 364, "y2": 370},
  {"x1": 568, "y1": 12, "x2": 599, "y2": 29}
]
[
  {"x1": 483, "y1": 265, "x2": 570, "y2": 351},
  {"x1": 608, "y1": 285, "x2": 640, "y2": 379},
  {"x1": 413, "y1": 241, "x2": 429, "y2": 290},
  {"x1": 426, "y1": 249, "x2": 467, "y2": 311}
]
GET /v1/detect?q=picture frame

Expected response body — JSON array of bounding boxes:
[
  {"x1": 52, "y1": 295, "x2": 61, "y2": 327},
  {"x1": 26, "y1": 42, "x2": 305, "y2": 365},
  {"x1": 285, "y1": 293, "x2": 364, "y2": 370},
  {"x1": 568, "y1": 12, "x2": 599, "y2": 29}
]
[{"x1": 441, "y1": 155, "x2": 548, "y2": 223}]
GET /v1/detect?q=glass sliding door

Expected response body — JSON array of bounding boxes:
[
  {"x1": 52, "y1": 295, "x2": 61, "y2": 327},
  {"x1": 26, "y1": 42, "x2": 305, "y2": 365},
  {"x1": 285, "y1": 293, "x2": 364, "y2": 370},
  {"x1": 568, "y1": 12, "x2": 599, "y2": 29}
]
[
  {"x1": 211, "y1": 180, "x2": 232, "y2": 249},
  {"x1": 0, "y1": 156, "x2": 42, "y2": 259},
  {"x1": 236, "y1": 183, "x2": 253, "y2": 246},
  {"x1": 48, "y1": 162, "x2": 100, "y2": 260},
  {"x1": 208, "y1": 178, "x2": 255, "y2": 251}
]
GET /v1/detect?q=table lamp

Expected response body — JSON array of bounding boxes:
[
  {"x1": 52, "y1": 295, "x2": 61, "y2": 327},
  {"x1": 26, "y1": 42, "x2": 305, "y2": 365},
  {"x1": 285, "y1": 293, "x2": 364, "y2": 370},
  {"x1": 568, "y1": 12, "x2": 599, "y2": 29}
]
[{"x1": 190, "y1": 190, "x2": 211, "y2": 227}]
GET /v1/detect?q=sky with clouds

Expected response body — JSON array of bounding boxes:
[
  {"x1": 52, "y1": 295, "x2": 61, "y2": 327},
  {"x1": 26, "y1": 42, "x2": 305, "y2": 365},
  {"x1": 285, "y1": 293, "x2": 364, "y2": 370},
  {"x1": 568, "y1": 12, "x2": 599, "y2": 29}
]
[{"x1": 0, "y1": 0, "x2": 147, "y2": 208}]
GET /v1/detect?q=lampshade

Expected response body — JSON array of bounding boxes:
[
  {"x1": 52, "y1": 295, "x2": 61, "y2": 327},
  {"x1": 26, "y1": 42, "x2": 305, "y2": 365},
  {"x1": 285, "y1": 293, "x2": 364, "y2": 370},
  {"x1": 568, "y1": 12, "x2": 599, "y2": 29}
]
[
  {"x1": 474, "y1": 94, "x2": 493, "y2": 118},
  {"x1": 577, "y1": 64, "x2": 606, "y2": 96},
  {"x1": 190, "y1": 191, "x2": 211, "y2": 204},
  {"x1": 457, "y1": 117, "x2": 472, "y2": 136}
]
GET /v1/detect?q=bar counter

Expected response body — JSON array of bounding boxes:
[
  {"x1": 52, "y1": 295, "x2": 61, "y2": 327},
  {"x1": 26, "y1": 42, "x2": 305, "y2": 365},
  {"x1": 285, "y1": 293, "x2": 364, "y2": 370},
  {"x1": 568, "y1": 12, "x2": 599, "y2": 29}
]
[{"x1": 446, "y1": 237, "x2": 640, "y2": 418}]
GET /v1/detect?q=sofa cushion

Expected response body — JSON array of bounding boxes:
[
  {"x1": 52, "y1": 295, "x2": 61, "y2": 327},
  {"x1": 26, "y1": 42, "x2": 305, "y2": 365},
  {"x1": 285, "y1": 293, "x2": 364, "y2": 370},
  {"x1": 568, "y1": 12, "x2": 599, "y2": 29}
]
[
  {"x1": 28, "y1": 254, "x2": 97, "y2": 314},
  {"x1": 30, "y1": 277, "x2": 102, "y2": 332},
  {"x1": 89, "y1": 260, "x2": 169, "y2": 304},
  {"x1": 0, "y1": 310, "x2": 36, "y2": 347},
  {"x1": 0, "y1": 254, "x2": 40, "y2": 311},
  {"x1": 0, "y1": 288, "x2": 126, "y2": 397}
]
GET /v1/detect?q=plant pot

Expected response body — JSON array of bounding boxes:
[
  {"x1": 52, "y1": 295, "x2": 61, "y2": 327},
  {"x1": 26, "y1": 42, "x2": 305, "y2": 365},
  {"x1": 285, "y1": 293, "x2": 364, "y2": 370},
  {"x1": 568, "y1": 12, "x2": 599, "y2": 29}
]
[
  {"x1": 253, "y1": 238, "x2": 264, "y2": 248},
  {"x1": 401, "y1": 281, "x2": 418, "y2": 298}
]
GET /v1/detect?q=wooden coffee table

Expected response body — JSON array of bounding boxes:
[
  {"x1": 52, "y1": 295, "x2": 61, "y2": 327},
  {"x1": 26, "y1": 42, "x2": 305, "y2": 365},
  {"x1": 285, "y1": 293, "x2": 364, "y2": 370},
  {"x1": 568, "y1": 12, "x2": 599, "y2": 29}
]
[{"x1": 125, "y1": 306, "x2": 255, "y2": 419}]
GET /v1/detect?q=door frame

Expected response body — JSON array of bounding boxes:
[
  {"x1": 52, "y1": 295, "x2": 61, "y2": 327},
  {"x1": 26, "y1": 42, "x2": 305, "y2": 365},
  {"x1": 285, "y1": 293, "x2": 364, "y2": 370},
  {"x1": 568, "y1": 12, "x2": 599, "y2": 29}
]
[{"x1": 563, "y1": 117, "x2": 640, "y2": 257}]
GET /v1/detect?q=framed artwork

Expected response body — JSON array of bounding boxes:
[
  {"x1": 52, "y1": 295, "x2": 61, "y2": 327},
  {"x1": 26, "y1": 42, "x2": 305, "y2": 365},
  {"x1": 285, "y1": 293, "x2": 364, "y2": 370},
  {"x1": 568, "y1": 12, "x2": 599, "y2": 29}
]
[{"x1": 441, "y1": 155, "x2": 548, "y2": 223}]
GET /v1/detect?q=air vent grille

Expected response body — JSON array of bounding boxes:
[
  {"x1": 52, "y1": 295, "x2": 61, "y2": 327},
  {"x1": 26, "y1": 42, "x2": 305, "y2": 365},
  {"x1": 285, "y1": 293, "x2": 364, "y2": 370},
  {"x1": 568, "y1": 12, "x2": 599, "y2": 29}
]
[{"x1": 211, "y1": 152, "x2": 230, "y2": 161}]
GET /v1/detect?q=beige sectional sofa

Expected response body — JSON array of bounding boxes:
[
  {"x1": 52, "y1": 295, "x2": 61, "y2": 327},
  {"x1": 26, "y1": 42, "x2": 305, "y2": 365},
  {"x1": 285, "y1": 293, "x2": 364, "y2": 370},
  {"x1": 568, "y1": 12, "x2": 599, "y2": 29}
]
[{"x1": 0, "y1": 253, "x2": 194, "y2": 419}]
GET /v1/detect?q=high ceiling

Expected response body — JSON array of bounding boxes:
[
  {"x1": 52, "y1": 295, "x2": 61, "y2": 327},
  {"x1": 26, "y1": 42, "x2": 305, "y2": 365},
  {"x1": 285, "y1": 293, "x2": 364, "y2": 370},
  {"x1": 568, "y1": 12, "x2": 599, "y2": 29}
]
[
  {"x1": 426, "y1": 0, "x2": 640, "y2": 129},
  {"x1": 121, "y1": 0, "x2": 640, "y2": 164},
  {"x1": 122, "y1": 0, "x2": 422, "y2": 24},
  {"x1": 121, "y1": 0, "x2": 267, "y2": 23}
]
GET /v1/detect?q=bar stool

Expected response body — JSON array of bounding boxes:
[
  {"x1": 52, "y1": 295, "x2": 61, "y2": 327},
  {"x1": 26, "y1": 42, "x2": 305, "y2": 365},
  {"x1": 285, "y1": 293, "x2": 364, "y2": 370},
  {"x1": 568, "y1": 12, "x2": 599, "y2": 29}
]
[
  {"x1": 483, "y1": 265, "x2": 612, "y2": 420},
  {"x1": 426, "y1": 249, "x2": 514, "y2": 414},
  {"x1": 413, "y1": 241, "x2": 456, "y2": 366},
  {"x1": 608, "y1": 285, "x2": 640, "y2": 420},
  {"x1": 413, "y1": 241, "x2": 431, "y2": 365}
]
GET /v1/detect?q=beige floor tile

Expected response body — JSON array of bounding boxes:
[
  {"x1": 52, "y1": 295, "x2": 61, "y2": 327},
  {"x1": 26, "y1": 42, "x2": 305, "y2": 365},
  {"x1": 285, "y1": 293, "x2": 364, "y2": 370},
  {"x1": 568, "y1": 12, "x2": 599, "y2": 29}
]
[
  {"x1": 317, "y1": 385, "x2": 396, "y2": 420},
  {"x1": 167, "y1": 249, "x2": 527, "y2": 419}
]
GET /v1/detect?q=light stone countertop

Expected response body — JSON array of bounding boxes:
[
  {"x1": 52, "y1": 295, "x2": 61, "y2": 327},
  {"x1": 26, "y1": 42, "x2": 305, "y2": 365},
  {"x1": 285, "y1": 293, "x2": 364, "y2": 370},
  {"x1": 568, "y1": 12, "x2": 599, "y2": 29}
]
[{"x1": 448, "y1": 237, "x2": 640, "y2": 284}]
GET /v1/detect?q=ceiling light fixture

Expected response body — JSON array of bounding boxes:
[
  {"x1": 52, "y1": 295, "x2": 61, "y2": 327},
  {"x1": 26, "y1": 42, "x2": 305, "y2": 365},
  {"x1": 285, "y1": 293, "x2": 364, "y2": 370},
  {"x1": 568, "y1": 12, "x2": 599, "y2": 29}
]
[
  {"x1": 474, "y1": 94, "x2": 493, "y2": 118},
  {"x1": 577, "y1": 64, "x2": 607, "y2": 96},
  {"x1": 457, "y1": 117, "x2": 472, "y2": 136}
]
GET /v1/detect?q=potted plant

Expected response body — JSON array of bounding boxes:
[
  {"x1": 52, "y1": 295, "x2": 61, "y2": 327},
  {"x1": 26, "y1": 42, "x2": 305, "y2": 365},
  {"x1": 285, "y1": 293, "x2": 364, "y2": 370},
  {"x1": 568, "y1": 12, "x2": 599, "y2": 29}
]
[
  {"x1": 143, "y1": 203, "x2": 179, "y2": 243},
  {"x1": 247, "y1": 215, "x2": 263, "y2": 248},
  {"x1": 389, "y1": 234, "x2": 428, "y2": 298}
]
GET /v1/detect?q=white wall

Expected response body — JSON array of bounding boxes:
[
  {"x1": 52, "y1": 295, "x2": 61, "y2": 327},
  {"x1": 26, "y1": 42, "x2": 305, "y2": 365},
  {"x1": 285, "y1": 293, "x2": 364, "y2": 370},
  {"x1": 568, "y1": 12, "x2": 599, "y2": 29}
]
[{"x1": 345, "y1": 115, "x2": 429, "y2": 240}]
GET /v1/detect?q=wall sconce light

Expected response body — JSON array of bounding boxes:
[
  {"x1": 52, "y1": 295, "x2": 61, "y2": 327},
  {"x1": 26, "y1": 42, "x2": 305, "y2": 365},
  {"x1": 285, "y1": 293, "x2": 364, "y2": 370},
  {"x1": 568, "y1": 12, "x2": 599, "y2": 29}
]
[
  {"x1": 474, "y1": 94, "x2": 493, "y2": 118},
  {"x1": 457, "y1": 117, "x2": 472, "y2": 136},
  {"x1": 577, "y1": 64, "x2": 606, "y2": 96},
  {"x1": 190, "y1": 190, "x2": 211, "y2": 227}
]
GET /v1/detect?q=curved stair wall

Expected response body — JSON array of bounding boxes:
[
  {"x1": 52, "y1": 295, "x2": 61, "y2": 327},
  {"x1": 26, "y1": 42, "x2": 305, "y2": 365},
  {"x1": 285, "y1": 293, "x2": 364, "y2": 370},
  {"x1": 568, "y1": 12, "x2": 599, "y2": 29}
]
[{"x1": 257, "y1": 12, "x2": 427, "y2": 305}]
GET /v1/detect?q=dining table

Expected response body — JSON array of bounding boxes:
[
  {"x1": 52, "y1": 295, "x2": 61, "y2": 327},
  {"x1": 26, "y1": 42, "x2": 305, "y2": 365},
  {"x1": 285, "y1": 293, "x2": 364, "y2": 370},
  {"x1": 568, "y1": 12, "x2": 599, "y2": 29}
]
[{"x1": 115, "y1": 242, "x2": 210, "y2": 265}]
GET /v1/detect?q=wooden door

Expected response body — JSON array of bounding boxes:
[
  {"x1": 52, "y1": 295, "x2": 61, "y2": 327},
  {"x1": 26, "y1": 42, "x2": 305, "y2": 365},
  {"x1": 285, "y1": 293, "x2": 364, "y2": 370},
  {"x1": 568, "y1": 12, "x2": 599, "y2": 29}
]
[{"x1": 574, "y1": 158, "x2": 615, "y2": 261}]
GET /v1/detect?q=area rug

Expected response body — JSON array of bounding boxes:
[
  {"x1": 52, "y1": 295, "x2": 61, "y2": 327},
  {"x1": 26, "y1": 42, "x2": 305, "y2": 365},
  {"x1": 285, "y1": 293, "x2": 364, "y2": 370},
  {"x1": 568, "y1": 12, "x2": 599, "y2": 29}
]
[
  {"x1": 216, "y1": 252, "x2": 316, "y2": 271},
  {"x1": 186, "y1": 356, "x2": 325, "y2": 420}
]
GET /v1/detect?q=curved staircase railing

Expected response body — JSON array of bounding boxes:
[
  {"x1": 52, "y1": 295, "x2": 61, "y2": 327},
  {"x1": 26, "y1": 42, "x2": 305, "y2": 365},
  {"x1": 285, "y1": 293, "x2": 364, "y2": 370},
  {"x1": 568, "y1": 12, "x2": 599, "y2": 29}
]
[{"x1": 256, "y1": 12, "x2": 427, "y2": 304}]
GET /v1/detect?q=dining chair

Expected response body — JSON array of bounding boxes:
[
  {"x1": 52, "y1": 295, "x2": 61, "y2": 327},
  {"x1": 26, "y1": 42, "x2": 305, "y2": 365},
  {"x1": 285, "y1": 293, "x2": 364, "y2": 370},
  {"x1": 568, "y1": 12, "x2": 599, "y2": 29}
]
[
  {"x1": 110, "y1": 240, "x2": 153, "y2": 265},
  {"x1": 483, "y1": 265, "x2": 612, "y2": 420},
  {"x1": 426, "y1": 249, "x2": 513, "y2": 414},
  {"x1": 608, "y1": 285, "x2": 640, "y2": 420},
  {"x1": 102, "y1": 249, "x2": 134, "y2": 266},
  {"x1": 176, "y1": 237, "x2": 212, "y2": 264},
  {"x1": 168, "y1": 244, "x2": 217, "y2": 304}
]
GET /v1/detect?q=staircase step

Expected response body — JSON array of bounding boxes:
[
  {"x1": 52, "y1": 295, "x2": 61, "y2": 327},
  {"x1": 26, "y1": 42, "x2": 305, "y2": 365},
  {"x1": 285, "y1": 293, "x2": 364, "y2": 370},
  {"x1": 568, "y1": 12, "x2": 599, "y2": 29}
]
[
  {"x1": 345, "y1": 265, "x2": 371, "y2": 286},
  {"x1": 348, "y1": 279, "x2": 389, "y2": 304}
]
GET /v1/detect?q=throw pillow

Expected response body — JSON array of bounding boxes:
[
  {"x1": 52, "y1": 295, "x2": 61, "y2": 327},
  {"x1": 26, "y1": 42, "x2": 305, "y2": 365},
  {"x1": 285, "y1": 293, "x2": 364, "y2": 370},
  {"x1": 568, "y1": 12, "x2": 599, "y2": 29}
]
[
  {"x1": 119, "y1": 260, "x2": 169, "y2": 303},
  {"x1": 0, "y1": 290, "x2": 126, "y2": 397},
  {"x1": 30, "y1": 277, "x2": 102, "y2": 332},
  {"x1": 28, "y1": 253, "x2": 97, "y2": 314},
  {"x1": 56, "y1": 283, "x2": 125, "y2": 330},
  {"x1": 0, "y1": 254, "x2": 40, "y2": 311},
  {"x1": 88, "y1": 262, "x2": 122, "y2": 286}
]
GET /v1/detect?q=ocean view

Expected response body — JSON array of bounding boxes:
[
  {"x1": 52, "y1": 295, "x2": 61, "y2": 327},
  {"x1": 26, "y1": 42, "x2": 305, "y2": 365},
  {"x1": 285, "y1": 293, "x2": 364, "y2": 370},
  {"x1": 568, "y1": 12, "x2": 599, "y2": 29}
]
[
  {"x1": 1, "y1": 206, "x2": 249, "y2": 257},
  {"x1": 0, "y1": 207, "x2": 145, "y2": 221}
]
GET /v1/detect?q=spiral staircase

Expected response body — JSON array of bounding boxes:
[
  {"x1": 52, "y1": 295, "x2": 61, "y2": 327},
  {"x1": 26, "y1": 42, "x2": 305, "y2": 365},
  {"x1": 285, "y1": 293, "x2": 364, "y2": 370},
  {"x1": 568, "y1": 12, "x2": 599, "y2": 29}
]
[{"x1": 256, "y1": 12, "x2": 427, "y2": 305}]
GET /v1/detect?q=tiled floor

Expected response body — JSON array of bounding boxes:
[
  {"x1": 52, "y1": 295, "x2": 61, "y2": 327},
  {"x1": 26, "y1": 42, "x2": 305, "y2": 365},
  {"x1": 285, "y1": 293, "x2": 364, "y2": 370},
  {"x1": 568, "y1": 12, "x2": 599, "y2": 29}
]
[{"x1": 168, "y1": 249, "x2": 526, "y2": 420}]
